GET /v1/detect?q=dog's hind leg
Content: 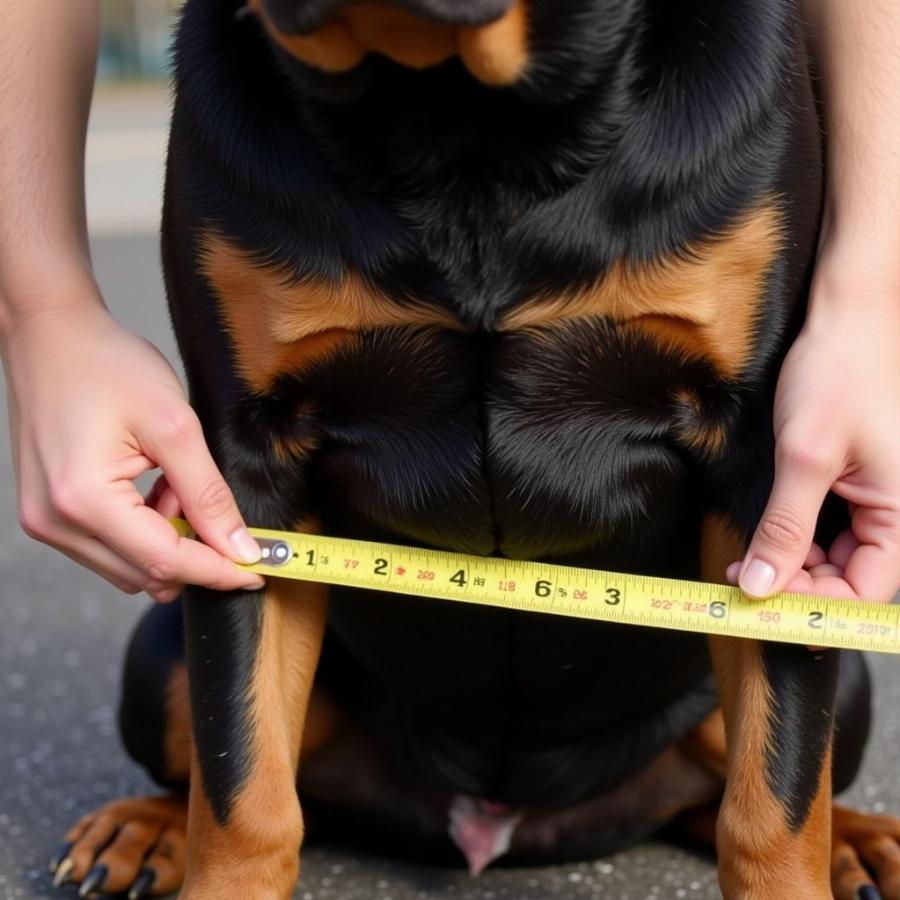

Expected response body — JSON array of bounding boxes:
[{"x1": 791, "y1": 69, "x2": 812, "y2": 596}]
[{"x1": 180, "y1": 574, "x2": 329, "y2": 900}]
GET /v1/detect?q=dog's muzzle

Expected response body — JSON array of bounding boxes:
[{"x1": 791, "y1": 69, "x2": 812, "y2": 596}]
[{"x1": 249, "y1": 0, "x2": 529, "y2": 86}]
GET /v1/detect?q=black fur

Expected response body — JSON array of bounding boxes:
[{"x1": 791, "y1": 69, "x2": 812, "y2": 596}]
[
  {"x1": 261, "y1": 0, "x2": 514, "y2": 33},
  {"x1": 119, "y1": 599, "x2": 185, "y2": 788},
  {"x1": 146, "y1": 0, "x2": 862, "y2": 838},
  {"x1": 762, "y1": 644, "x2": 840, "y2": 832}
]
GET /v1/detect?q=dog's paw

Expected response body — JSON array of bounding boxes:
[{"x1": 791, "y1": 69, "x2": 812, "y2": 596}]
[
  {"x1": 832, "y1": 806, "x2": 900, "y2": 900},
  {"x1": 50, "y1": 794, "x2": 186, "y2": 898}
]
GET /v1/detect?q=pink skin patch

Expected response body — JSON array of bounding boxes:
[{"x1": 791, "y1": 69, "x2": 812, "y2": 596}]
[{"x1": 447, "y1": 795, "x2": 525, "y2": 876}]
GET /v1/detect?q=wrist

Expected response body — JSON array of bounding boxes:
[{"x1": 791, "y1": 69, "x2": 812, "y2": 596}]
[
  {"x1": 813, "y1": 203, "x2": 900, "y2": 293},
  {"x1": 806, "y1": 218, "x2": 900, "y2": 330},
  {"x1": 0, "y1": 252, "x2": 105, "y2": 348}
]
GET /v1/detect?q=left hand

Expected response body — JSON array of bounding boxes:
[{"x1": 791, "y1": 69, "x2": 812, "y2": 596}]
[{"x1": 730, "y1": 277, "x2": 900, "y2": 603}]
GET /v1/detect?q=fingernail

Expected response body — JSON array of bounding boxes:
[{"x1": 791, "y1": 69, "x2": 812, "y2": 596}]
[
  {"x1": 856, "y1": 885, "x2": 883, "y2": 900},
  {"x1": 245, "y1": 577, "x2": 266, "y2": 592},
  {"x1": 740, "y1": 559, "x2": 777, "y2": 597},
  {"x1": 229, "y1": 527, "x2": 261, "y2": 564}
]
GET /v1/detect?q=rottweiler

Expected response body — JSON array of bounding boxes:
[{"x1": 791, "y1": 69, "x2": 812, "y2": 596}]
[{"x1": 50, "y1": 1, "x2": 899, "y2": 898}]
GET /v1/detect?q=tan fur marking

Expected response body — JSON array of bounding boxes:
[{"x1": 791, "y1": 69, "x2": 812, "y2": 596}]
[
  {"x1": 270, "y1": 398, "x2": 321, "y2": 463},
  {"x1": 459, "y1": 1, "x2": 529, "y2": 86},
  {"x1": 199, "y1": 230, "x2": 462, "y2": 393},
  {"x1": 705, "y1": 511, "x2": 833, "y2": 896},
  {"x1": 163, "y1": 664, "x2": 192, "y2": 783},
  {"x1": 500, "y1": 202, "x2": 784, "y2": 378},
  {"x1": 700, "y1": 512, "x2": 746, "y2": 584},
  {"x1": 703, "y1": 515, "x2": 831, "y2": 896},
  {"x1": 300, "y1": 689, "x2": 345, "y2": 761},
  {"x1": 250, "y1": 0, "x2": 529, "y2": 86},
  {"x1": 711, "y1": 637, "x2": 832, "y2": 897},
  {"x1": 343, "y1": 4, "x2": 457, "y2": 70},
  {"x1": 671, "y1": 387, "x2": 727, "y2": 456},
  {"x1": 183, "y1": 511, "x2": 334, "y2": 896},
  {"x1": 679, "y1": 708, "x2": 728, "y2": 781},
  {"x1": 249, "y1": 0, "x2": 366, "y2": 73},
  {"x1": 184, "y1": 576, "x2": 329, "y2": 897}
]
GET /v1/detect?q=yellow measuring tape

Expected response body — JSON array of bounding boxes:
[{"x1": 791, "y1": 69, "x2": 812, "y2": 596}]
[{"x1": 171, "y1": 518, "x2": 899, "y2": 654}]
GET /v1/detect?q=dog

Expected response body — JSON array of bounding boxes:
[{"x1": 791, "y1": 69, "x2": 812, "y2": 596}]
[{"x1": 49, "y1": 1, "x2": 899, "y2": 898}]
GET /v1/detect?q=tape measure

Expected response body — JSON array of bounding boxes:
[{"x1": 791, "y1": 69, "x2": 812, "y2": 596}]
[{"x1": 171, "y1": 518, "x2": 899, "y2": 654}]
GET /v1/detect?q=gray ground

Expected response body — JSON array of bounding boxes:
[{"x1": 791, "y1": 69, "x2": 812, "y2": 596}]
[{"x1": 1, "y1": 86, "x2": 899, "y2": 900}]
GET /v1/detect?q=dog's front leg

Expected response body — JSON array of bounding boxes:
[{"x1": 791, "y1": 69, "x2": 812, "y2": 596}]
[
  {"x1": 179, "y1": 575, "x2": 328, "y2": 900},
  {"x1": 710, "y1": 636, "x2": 839, "y2": 899}
]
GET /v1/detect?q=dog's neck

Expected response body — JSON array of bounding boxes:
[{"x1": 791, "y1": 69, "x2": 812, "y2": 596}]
[{"x1": 290, "y1": 55, "x2": 631, "y2": 203}]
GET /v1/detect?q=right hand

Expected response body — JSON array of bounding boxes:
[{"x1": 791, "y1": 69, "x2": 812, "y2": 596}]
[{"x1": 1, "y1": 289, "x2": 264, "y2": 603}]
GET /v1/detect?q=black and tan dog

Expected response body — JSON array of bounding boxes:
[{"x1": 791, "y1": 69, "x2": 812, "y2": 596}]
[{"x1": 50, "y1": 1, "x2": 900, "y2": 898}]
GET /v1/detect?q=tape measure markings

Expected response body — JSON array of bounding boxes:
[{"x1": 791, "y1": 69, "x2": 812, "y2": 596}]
[{"x1": 170, "y1": 519, "x2": 899, "y2": 654}]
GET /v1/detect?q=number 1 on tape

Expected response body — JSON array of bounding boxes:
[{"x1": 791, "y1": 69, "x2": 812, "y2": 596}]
[{"x1": 170, "y1": 518, "x2": 900, "y2": 654}]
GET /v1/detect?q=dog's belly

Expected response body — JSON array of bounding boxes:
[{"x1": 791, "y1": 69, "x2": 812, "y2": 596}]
[{"x1": 305, "y1": 317, "x2": 725, "y2": 802}]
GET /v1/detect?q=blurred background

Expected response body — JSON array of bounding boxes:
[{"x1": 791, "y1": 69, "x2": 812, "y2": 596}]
[{"x1": 99, "y1": 0, "x2": 182, "y2": 79}]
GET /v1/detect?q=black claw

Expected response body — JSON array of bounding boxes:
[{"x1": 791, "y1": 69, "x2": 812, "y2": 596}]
[
  {"x1": 48, "y1": 842, "x2": 73, "y2": 875},
  {"x1": 78, "y1": 864, "x2": 109, "y2": 898},
  {"x1": 128, "y1": 868, "x2": 156, "y2": 900},
  {"x1": 857, "y1": 886, "x2": 883, "y2": 900}
]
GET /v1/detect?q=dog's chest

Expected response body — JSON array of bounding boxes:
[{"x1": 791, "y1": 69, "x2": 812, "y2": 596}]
[{"x1": 200, "y1": 197, "x2": 778, "y2": 560}]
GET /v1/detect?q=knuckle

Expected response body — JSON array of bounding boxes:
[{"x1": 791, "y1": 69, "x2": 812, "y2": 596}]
[
  {"x1": 194, "y1": 477, "x2": 234, "y2": 519},
  {"x1": 154, "y1": 406, "x2": 198, "y2": 446},
  {"x1": 17, "y1": 501, "x2": 52, "y2": 541},
  {"x1": 48, "y1": 477, "x2": 89, "y2": 522},
  {"x1": 758, "y1": 508, "x2": 808, "y2": 551},
  {"x1": 143, "y1": 556, "x2": 177, "y2": 584},
  {"x1": 777, "y1": 437, "x2": 831, "y2": 476}
]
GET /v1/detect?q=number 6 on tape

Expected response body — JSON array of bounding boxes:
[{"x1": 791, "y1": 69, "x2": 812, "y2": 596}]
[{"x1": 170, "y1": 518, "x2": 900, "y2": 654}]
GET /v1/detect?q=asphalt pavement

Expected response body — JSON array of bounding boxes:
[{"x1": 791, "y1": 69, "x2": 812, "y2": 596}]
[{"x1": 1, "y1": 86, "x2": 899, "y2": 900}]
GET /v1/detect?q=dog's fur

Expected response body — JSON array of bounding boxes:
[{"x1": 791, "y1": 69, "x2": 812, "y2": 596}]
[{"x1": 52, "y1": 2, "x2": 900, "y2": 898}]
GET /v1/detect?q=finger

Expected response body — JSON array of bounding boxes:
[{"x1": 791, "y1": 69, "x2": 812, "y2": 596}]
[
  {"x1": 726, "y1": 561, "x2": 741, "y2": 585},
  {"x1": 841, "y1": 505, "x2": 900, "y2": 602},
  {"x1": 138, "y1": 411, "x2": 260, "y2": 564},
  {"x1": 55, "y1": 533, "x2": 149, "y2": 594},
  {"x1": 142, "y1": 473, "x2": 168, "y2": 510},
  {"x1": 56, "y1": 531, "x2": 187, "y2": 602},
  {"x1": 781, "y1": 568, "x2": 858, "y2": 600},
  {"x1": 806, "y1": 563, "x2": 844, "y2": 579},
  {"x1": 804, "y1": 543, "x2": 828, "y2": 568},
  {"x1": 739, "y1": 440, "x2": 838, "y2": 598},
  {"x1": 828, "y1": 528, "x2": 859, "y2": 571},
  {"x1": 147, "y1": 585, "x2": 184, "y2": 604},
  {"x1": 97, "y1": 504, "x2": 265, "y2": 593},
  {"x1": 155, "y1": 487, "x2": 182, "y2": 520}
]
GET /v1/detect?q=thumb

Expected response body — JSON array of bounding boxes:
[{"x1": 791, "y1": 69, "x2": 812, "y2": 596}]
[
  {"x1": 140, "y1": 409, "x2": 261, "y2": 565},
  {"x1": 739, "y1": 444, "x2": 836, "y2": 598}
]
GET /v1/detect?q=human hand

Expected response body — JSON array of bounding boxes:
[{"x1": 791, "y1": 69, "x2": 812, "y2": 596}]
[
  {"x1": 732, "y1": 276, "x2": 900, "y2": 603},
  {"x1": 1, "y1": 289, "x2": 263, "y2": 603}
]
